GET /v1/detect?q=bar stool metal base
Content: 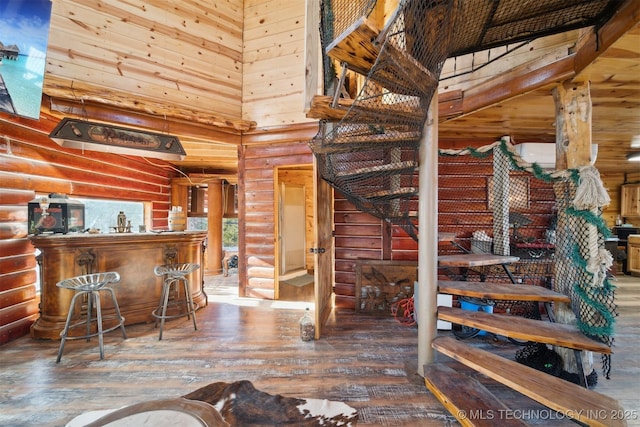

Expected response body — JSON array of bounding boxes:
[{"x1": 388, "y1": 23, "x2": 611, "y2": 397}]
[
  {"x1": 153, "y1": 264, "x2": 200, "y2": 340},
  {"x1": 56, "y1": 272, "x2": 127, "y2": 363}
]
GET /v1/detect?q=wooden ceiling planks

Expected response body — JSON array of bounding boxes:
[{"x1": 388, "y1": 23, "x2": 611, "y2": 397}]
[
  {"x1": 439, "y1": 14, "x2": 640, "y2": 174},
  {"x1": 46, "y1": 0, "x2": 245, "y2": 128},
  {"x1": 33, "y1": 0, "x2": 640, "y2": 175}
]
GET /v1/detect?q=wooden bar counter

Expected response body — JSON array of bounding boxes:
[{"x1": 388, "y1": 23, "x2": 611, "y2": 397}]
[{"x1": 29, "y1": 231, "x2": 207, "y2": 340}]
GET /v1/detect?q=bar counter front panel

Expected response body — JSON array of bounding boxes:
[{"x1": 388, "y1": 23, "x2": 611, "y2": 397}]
[{"x1": 29, "y1": 231, "x2": 207, "y2": 340}]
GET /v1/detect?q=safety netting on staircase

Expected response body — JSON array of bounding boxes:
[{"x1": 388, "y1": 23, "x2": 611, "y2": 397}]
[
  {"x1": 439, "y1": 137, "x2": 617, "y2": 380},
  {"x1": 311, "y1": 0, "x2": 619, "y2": 241},
  {"x1": 311, "y1": 0, "x2": 621, "y2": 380}
]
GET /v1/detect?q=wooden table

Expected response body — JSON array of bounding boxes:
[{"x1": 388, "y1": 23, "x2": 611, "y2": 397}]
[
  {"x1": 438, "y1": 232, "x2": 457, "y2": 242},
  {"x1": 438, "y1": 254, "x2": 519, "y2": 267},
  {"x1": 438, "y1": 254, "x2": 520, "y2": 283}
]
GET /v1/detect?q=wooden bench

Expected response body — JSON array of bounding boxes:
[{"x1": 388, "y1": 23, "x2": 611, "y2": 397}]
[
  {"x1": 438, "y1": 253, "x2": 520, "y2": 284},
  {"x1": 438, "y1": 254, "x2": 519, "y2": 268}
]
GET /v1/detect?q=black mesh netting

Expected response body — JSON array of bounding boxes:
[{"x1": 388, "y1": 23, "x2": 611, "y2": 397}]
[
  {"x1": 310, "y1": 0, "x2": 620, "y2": 380},
  {"x1": 312, "y1": 0, "x2": 618, "y2": 240}
]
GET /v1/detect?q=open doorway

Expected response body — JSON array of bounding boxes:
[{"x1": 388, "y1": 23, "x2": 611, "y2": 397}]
[{"x1": 275, "y1": 166, "x2": 315, "y2": 302}]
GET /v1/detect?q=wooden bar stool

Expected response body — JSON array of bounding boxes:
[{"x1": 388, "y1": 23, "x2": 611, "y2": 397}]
[
  {"x1": 56, "y1": 272, "x2": 127, "y2": 363},
  {"x1": 153, "y1": 263, "x2": 200, "y2": 340}
]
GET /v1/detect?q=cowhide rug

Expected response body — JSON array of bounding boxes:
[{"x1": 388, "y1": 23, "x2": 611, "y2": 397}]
[
  {"x1": 183, "y1": 380, "x2": 358, "y2": 426},
  {"x1": 66, "y1": 380, "x2": 358, "y2": 426}
]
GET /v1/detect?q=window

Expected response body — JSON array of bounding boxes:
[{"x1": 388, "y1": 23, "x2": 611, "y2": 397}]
[
  {"x1": 77, "y1": 197, "x2": 144, "y2": 232},
  {"x1": 186, "y1": 217, "x2": 237, "y2": 250},
  {"x1": 223, "y1": 218, "x2": 238, "y2": 249}
]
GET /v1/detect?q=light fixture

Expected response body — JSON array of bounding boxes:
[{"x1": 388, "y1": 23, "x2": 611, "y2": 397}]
[
  {"x1": 626, "y1": 152, "x2": 640, "y2": 162},
  {"x1": 49, "y1": 118, "x2": 186, "y2": 161}
]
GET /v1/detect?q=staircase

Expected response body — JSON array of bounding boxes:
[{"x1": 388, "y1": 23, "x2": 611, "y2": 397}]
[
  {"x1": 429, "y1": 276, "x2": 625, "y2": 426},
  {"x1": 310, "y1": 3, "x2": 625, "y2": 425},
  {"x1": 307, "y1": 3, "x2": 453, "y2": 240}
]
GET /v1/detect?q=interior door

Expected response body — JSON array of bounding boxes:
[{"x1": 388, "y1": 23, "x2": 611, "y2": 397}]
[{"x1": 313, "y1": 157, "x2": 334, "y2": 339}]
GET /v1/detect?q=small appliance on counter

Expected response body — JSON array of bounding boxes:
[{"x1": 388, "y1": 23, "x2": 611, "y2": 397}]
[{"x1": 28, "y1": 194, "x2": 85, "y2": 235}]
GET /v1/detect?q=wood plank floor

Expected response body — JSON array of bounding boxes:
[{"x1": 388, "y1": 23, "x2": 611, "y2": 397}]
[{"x1": 0, "y1": 273, "x2": 638, "y2": 427}]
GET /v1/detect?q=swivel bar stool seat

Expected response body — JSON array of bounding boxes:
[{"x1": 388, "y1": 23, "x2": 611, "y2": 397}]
[
  {"x1": 56, "y1": 272, "x2": 127, "y2": 363},
  {"x1": 153, "y1": 263, "x2": 200, "y2": 340}
]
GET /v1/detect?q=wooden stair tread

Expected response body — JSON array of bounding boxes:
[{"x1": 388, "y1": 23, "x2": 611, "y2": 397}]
[
  {"x1": 432, "y1": 336, "x2": 626, "y2": 427},
  {"x1": 325, "y1": 17, "x2": 437, "y2": 96},
  {"x1": 424, "y1": 362, "x2": 528, "y2": 427},
  {"x1": 331, "y1": 130, "x2": 421, "y2": 144},
  {"x1": 306, "y1": 95, "x2": 423, "y2": 124},
  {"x1": 334, "y1": 160, "x2": 417, "y2": 178},
  {"x1": 438, "y1": 254, "x2": 520, "y2": 267},
  {"x1": 326, "y1": 16, "x2": 382, "y2": 77},
  {"x1": 309, "y1": 129, "x2": 421, "y2": 154},
  {"x1": 438, "y1": 306, "x2": 611, "y2": 354},
  {"x1": 311, "y1": 141, "x2": 414, "y2": 155},
  {"x1": 362, "y1": 187, "x2": 417, "y2": 200},
  {"x1": 438, "y1": 280, "x2": 571, "y2": 303},
  {"x1": 307, "y1": 95, "x2": 355, "y2": 121},
  {"x1": 372, "y1": 42, "x2": 438, "y2": 96}
]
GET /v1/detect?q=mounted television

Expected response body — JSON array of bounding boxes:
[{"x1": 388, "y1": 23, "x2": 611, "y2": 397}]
[{"x1": 0, "y1": 0, "x2": 52, "y2": 119}]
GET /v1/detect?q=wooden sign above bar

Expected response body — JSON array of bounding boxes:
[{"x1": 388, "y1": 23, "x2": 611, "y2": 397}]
[{"x1": 49, "y1": 117, "x2": 186, "y2": 160}]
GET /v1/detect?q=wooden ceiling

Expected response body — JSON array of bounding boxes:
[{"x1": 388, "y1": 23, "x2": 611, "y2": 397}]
[
  {"x1": 38, "y1": 0, "x2": 640, "y2": 176},
  {"x1": 438, "y1": 19, "x2": 640, "y2": 175}
]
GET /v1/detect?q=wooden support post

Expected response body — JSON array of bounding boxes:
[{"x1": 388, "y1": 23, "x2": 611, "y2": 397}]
[
  {"x1": 170, "y1": 182, "x2": 189, "y2": 212},
  {"x1": 208, "y1": 181, "x2": 223, "y2": 274},
  {"x1": 369, "y1": 0, "x2": 400, "y2": 29},
  {"x1": 552, "y1": 79, "x2": 595, "y2": 378},
  {"x1": 417, "y1": 94, "x2": 439, "y2": 376},
  {"x1": 553, "y1": 81, "x2": 593, "y2": 170},
  {"x1": 303, "y1": 0, "x2": 320, "y2": 113}
]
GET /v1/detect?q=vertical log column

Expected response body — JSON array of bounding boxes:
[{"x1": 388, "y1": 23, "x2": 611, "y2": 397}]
[
  {"x1": 417, "y1": 94, "x2": 439, "y2": 375},
  {"x1": 170, "y1": 182, "x2": 189, "y2": 212},
  {"x1": 207, "y1": 181, "x2": 223, "y2": 274},
  {"x1": 552, "y1": 80, "x2": 595, "y2": 377}
]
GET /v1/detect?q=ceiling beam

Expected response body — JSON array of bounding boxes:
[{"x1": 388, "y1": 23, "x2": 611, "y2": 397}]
[
  {"x1": 438, "y1": 0, "x2": 640, "y2": 121},
  {"x1": 573, "y1": 0, "x2": 640, "y2": 77}
]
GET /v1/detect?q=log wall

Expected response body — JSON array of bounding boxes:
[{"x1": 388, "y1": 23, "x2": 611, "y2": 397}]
[
  {"x1": 240, "y1": 125, "x2": 316, "y2": 299},
  {"x1": 333, "y1": 193, "x2": 421, "y2": 309},
  {"x1": 241, "y1": 123, "x2": 419, "y2": 308},
  {"x1": 0, "y1": 113, "x2": 177, "y2": 344},
  {"x1": 438, "y1": 150, "x2": 557, "y2": 252}
]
